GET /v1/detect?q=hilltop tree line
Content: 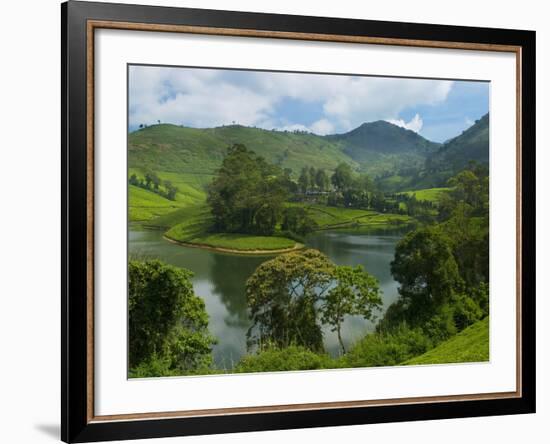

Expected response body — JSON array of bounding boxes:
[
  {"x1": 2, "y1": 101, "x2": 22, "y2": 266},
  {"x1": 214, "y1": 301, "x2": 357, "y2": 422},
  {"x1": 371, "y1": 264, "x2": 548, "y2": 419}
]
[{"x1": 129, "y1": 170, "x2": 178, "y2": 201}]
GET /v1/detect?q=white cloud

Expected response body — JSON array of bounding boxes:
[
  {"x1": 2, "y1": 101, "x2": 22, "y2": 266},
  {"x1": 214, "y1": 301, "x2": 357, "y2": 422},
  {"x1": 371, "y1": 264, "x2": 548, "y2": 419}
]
[
  {"x1": 387, "y1": 113, "x2": 424, "y2": 133},
  {"x1": 129, "y1": 66, "x2": 453, "y2": 135},
  {"x1": 310, "y1": 119, "x2": 335, "y2": 136}
]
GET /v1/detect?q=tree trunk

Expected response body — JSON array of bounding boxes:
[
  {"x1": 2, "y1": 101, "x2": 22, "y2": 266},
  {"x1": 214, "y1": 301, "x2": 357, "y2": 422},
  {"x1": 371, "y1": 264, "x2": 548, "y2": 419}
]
[{"x1": 337, "y1": 325, "x2": 346, "y2": 355}]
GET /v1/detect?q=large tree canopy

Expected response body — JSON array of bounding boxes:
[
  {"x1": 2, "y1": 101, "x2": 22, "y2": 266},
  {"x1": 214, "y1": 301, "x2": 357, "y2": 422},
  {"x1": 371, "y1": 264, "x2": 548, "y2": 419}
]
[
  {"x1": 331, "y1": 162, "x2": 354, "y2": 191},
  {"x1": 128, "y1": 260, "x2": 216, "y2": 376},
  {"x1": 207, "y1": 144, "x2": 289, "y2": 235},
  {"x1": 245, "y1": 249, "x2": 381, "y2": 353},
  {"x1": 390, "y1": 227, "x2": 462, "y2": 325}
]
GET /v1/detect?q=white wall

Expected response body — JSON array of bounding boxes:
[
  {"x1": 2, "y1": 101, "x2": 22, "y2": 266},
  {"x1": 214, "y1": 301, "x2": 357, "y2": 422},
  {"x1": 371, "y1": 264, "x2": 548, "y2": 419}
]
[{"x1": 0, "y1": 0, "x2": 547, "y2": 443}]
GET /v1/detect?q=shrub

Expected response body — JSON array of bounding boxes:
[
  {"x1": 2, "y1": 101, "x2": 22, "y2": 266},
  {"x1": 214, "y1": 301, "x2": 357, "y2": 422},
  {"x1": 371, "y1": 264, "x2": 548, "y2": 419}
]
[
  {"x1": 340, "y1": 324, "x2": 433, "y2": 368},
  {"x1": 234, "y1": 346, "x2": 332, "y2": 373},
  {"x1": 452, "y1": 294, "x2": 484, "y2": 331}
]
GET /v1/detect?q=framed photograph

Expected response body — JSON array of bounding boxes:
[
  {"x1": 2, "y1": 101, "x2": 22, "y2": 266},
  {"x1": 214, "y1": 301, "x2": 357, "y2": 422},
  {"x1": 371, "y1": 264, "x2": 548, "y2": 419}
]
[{"x1": 61, "y1": 1, "x2": 535, "y2": 442}]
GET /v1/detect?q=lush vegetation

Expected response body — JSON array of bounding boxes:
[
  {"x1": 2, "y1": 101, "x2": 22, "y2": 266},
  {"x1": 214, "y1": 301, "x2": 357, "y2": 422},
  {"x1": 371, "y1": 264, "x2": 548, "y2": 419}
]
[
  {"x1": 128, "y1": 185, "x2": 181, "y2": 221},
  {"x1": 127, "y1": 116, "x2": 490, "y2": 376},
  {"x1": 404, "y1": 317, "x2": 489, "y2": 365},
  {"x1": 398, "y1": 187, "x2": 450, "y2": 202},
  {"x1": 227, "y1": 318, "x2": 488, "y2": 374},
  {"x1": 207, "y1": 144, "x2": 290, "y2": 235},
  {"x1": 128, "y1": 115, "x2": 488, "y2": 195},
  {"x1": 129, "y1": 170, "x2": 178, "y2": 201},
  {"x1": 128, "y1": 260, "x2": 216, "y2": 377},
  {"x1": 246, "y1": 249, "x2": 381, "y2": 354}
]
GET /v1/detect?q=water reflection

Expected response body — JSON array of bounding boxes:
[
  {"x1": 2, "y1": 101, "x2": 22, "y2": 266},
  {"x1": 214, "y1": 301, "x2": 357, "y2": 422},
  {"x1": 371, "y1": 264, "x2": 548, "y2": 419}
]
[{"x1": 128, "y1": 227, "x2": 405, "y2": 366}]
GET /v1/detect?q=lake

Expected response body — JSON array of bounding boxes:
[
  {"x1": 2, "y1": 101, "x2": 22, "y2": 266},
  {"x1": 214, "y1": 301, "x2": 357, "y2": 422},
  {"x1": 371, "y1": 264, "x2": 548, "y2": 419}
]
[{"x1": 129, "y1": 227, "x2": 405, "y2": 369}]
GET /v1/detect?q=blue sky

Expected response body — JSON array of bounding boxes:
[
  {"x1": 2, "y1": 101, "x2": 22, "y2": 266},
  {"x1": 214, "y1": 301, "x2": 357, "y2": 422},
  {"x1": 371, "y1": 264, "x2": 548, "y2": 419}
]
[{"x1": 129, "y1": 65, "x2": 489, "y2": 143}]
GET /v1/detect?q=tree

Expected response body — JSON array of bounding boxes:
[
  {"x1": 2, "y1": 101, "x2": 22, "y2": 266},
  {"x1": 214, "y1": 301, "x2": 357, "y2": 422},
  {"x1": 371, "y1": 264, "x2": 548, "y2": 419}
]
[
  {"x1": 331, "y1": 163, "x2": 354, "y2": 191},
  {"x1": 207, "y1": 144, "x2": 288, "y2": 234},
  {"x1": 315, "y1": 169, "x2": 329, "y2": 191},
  {"x1": 246, "y1": 249, "x2": 381, "y2": 354},
  {"x1": 355, "y1": 173, "x2": 374, "y2": 193},
  {"x1": 320, "y1": 265, "x2": 381, "y2": 354},
  {"x1": 309, "y1": 166, "x2": 317, "y2": 190},
  {"x1": 164, "y1": 180, "x2": 178, "y2": 201},
  {"x1": 144, "y1": 172, "x2": 153, "y2": 189},
  {"x1": 152, "y1": 173, "x2": 161, "y2": 191},
  {"x1": 439, "y1": 163, "x2": 489, "y2": 220},
  {"x1": 129, "y1": 174, "x2": 139, "y2": 186},
  {"x1": 128, "y1": 260, "x2": 216, "y2": 376},
  {"x1": 390, "y1": 227, "x2": 462, "y2": 326},
  {"x1": 281, "y1": 207, "x2": 318, "y2": 236},
  {"x1": 298, "y1": 167, "x2": 310, "y2": 193},
  {"x1": 246, "y1": 249, "x2": 333, "y2": 352}
]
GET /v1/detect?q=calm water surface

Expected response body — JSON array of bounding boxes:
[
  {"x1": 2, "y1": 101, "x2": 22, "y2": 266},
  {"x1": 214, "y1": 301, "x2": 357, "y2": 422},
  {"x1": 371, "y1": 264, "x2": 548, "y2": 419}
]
[{"x1": 129, "y1": 228, "x2": 405, "y2": 369}]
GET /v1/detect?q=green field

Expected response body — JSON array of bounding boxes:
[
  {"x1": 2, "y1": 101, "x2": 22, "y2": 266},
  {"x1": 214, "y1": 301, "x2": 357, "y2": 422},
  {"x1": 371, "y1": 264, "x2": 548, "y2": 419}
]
[
  {"x1": 162, "y1": 205, "x2": 298, "y2": 252},
  {"x1": 128, "y1": 185, "x2": 183, "y2": 221},
  {"x1": 399, "y1": 187, "x2": 451, "y2": 203},
  {"x1": 404, "y1": 317, "x2": 489, "y2": 365},
  {"x1": 287, "y1": 203, "x2": 412, "y2": 229},
  {"x1": 184, "y1": 233, "x2": 297, "y2": 251},
  {"x1": 128, "y1": 168, "x2": 209, "y2": 222}
]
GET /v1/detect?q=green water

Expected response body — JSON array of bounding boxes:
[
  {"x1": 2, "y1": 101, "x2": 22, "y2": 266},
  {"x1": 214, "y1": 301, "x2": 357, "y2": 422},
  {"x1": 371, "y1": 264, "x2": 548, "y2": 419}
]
[{"x1": 129, "y1": 228, "x2": 404, "y2": 369}]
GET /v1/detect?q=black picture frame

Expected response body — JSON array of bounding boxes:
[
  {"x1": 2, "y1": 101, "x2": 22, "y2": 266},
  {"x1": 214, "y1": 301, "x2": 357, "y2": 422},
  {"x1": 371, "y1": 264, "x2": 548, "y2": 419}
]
[{"x1": 61, "y1": 1, "x2": 536, "y2": 442}]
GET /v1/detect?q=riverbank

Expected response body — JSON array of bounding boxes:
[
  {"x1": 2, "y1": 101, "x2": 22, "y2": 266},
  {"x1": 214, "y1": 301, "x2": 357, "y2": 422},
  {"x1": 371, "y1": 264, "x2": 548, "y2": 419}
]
[{"x1": 163, "y1": 235, "x2": 305, "y2": 255}]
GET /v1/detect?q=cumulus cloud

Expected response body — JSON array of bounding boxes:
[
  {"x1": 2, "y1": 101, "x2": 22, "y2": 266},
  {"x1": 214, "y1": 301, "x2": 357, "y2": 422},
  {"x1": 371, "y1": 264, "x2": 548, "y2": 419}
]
[
  {"x1": 310, "y1": 119, "x2": 335, "y2": 136},
  {"x1": 387, "y1": 113, "x2": 424, "y2": 133},
  {"x1": 129, "y1": 66, "x2": 453, "y2": 135}
]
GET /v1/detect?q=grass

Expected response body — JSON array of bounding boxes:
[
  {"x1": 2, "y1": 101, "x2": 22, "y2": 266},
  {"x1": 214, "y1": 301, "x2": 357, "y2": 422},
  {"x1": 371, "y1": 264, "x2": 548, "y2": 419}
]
[
  {"x1": 187, "y1": 233, "x2": 297, "y2": 251},
  {"x1": 128, "y1": 185, "x2": 182, "y2": 221},
  {"x1": 146, "y1": 204, "x2": 210, "y2": 229},
  {"x1": 398, "y1": 187, "x2": 451, "y2": 203},
  {"x1": 128, "y1": 169, "x2": 210, "y2": 222},
  {"x1": 128, "y1": 124, "x2": 356, "y2": 180},
  {"x1": 287, "y1": 203, "x2": 412, "y2": 229},
  {"x1": 163, "y1": 205, "x2": 212, "y2": 241},
  {"x1": 403, "y1": 317, "x2": 489, "y2": 365},
  {"x1": 162, "y1": 204, "x2": 297, "y2": 252}
]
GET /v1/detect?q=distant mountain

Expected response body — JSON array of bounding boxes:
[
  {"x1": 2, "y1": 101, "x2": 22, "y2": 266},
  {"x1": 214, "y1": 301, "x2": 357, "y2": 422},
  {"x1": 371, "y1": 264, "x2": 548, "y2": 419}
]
[
  {"x1": 328, "y1": 120, "x2": 440, "y2": 159},
  {"x1": 325, "y1": 120, "x2": 441, "y2": 178},
  {"x1": 427, "y1": 113, "x2": 489, "y2": 172},
  {"x1": 128, "y1": 117, "x2": 487, "y2": 192},
  {"x1": 395, "y1": 113, "x2": 490, "y2": 190}
]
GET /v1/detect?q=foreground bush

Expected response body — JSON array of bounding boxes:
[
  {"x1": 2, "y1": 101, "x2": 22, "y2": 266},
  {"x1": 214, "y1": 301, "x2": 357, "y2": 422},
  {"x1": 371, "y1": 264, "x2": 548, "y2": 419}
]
[
  {"x1": 234, "y1": 346, "x2": 333, "y2": 373},
  {"x1": 339, "y1": 324, "x2": 433, "y2": 368},
  {"x1": 129, "y1": 259, "x2": 216, "y2": 377}
]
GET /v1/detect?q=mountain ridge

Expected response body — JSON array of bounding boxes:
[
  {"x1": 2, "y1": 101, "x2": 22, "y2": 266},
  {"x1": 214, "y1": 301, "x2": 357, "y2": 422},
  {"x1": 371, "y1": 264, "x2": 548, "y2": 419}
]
[{"x1": 129, "y1": 115, "x2": 488, "y2": 191}]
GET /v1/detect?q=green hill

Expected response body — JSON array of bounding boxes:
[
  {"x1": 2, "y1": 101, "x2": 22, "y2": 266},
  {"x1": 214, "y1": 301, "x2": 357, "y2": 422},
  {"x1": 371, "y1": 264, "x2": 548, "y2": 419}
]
[
  {"x1": 404, "y1": 317, "x2": 489, "y2": 365},
  {"x1": 128, "y1": 185, "x2": 183, "y2": 221},
  {"x1": 129, "y1": 124, "x2": 355, "y2": 178},
  {"x1": 329, "y1": 120, "x2": 440, "y2": 156},
  {"x1": 424, "y1": 113, "x2": 489, "y2": 182},
  {"x1": 328, "y1": 120, "x2": 440, "y2": 176},
  {"x1": 129, "y1": 121, "x2": 445, "y2": 182},
  {"x1": 128, "y1": 116, "x2": 488, "y2": 204}
]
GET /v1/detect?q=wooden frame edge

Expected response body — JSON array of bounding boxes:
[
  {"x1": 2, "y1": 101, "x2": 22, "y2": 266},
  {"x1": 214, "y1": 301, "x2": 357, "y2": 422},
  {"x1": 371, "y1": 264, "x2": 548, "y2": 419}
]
[{"x1": 80, "y1": 14, "x2": 528, "y2": 428}]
